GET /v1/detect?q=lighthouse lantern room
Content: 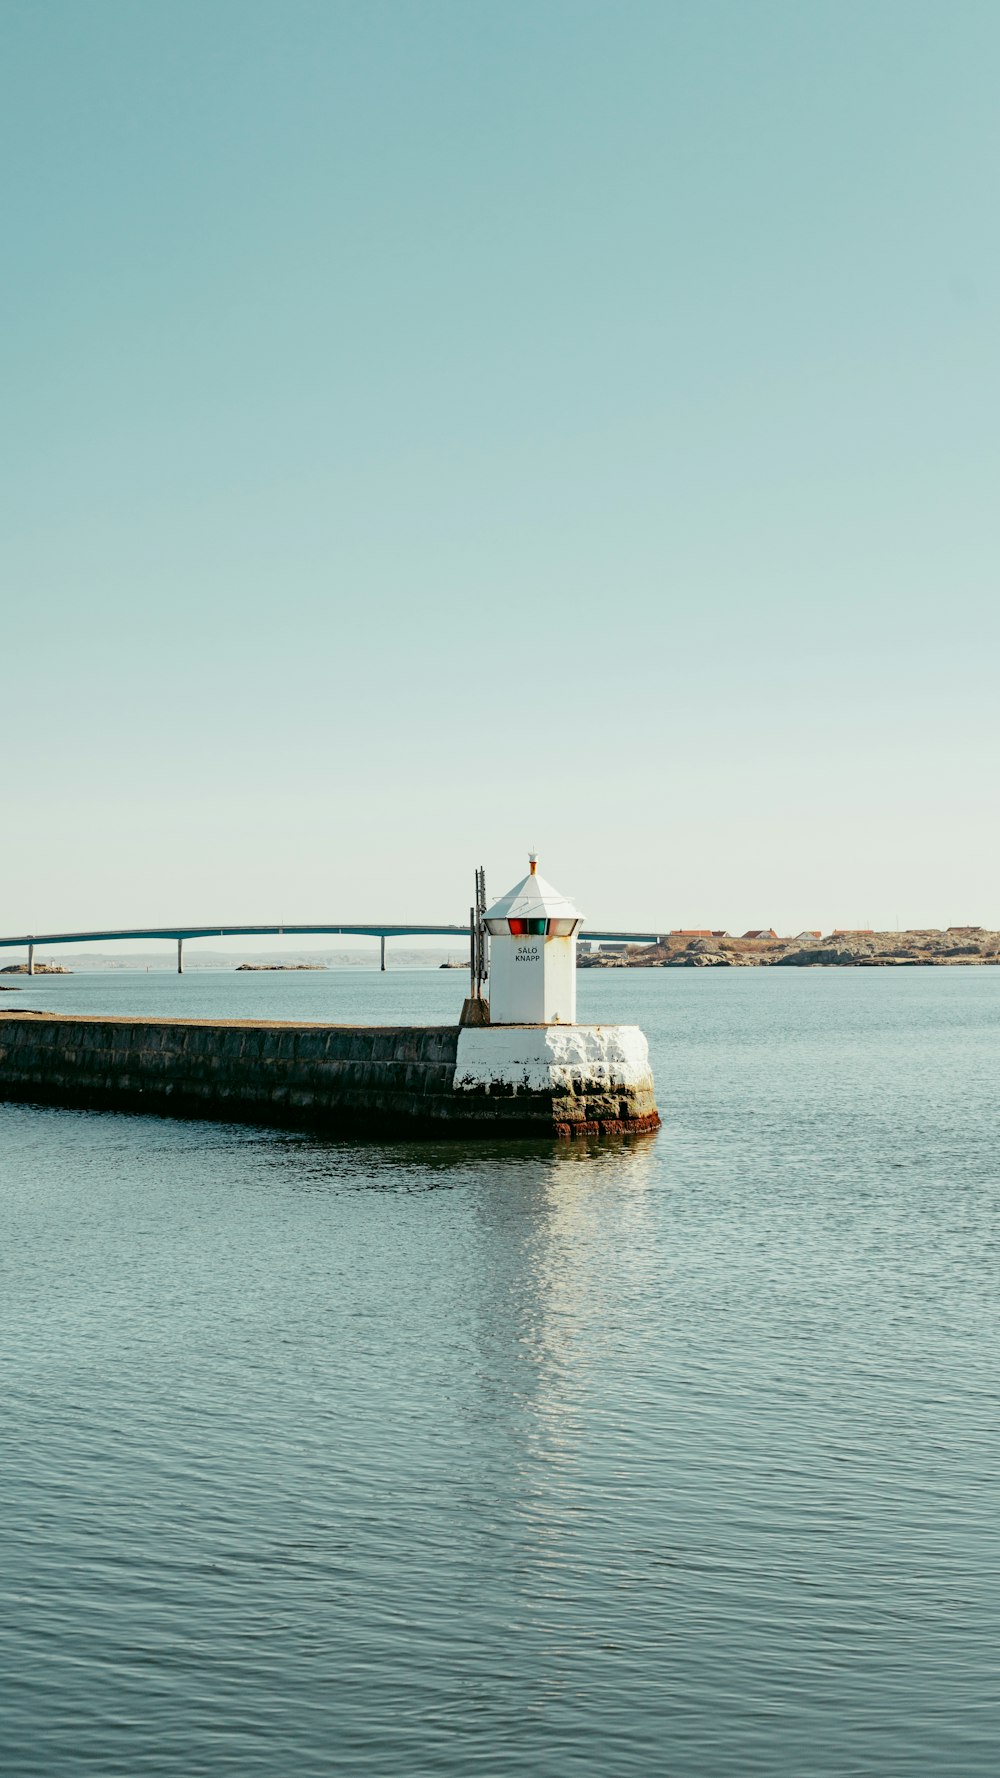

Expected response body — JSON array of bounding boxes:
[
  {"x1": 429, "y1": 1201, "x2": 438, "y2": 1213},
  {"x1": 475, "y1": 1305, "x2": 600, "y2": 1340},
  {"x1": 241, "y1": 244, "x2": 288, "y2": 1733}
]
[{"x1": 483, "y1": 856, "x2": 584, "y2": 1025}]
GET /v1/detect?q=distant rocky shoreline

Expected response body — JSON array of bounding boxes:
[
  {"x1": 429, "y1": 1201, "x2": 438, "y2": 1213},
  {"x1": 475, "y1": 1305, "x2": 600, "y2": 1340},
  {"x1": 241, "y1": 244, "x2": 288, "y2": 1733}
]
[
  {"x1": 580, "y1": 928, "x2": 1000, "y2": 968},
  {"x1": 235, "y1": 963, "x2": 327, "y2": 971},
  {"x1": 0, "y1": 964, "x2": 71, "y2": 976}
]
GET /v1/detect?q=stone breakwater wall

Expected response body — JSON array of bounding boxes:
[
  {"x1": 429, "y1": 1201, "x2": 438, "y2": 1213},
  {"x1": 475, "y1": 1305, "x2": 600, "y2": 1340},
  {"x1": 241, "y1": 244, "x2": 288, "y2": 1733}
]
[{"x1": 0, "y1": 1014, "x2": 659, "y2": 1139}]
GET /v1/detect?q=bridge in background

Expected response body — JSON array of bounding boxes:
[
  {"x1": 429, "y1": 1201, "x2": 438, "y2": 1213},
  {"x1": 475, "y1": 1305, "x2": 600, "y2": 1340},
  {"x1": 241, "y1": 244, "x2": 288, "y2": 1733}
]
[{"x1": 0, "y1": 923, "x2": 661, "y2": 975}]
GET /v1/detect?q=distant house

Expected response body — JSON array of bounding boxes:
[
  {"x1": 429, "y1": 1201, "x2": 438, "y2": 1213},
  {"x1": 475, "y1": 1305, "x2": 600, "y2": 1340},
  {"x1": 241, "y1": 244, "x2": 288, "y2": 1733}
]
[
  {"x1": 671, "y1": 929, "x2": 714, "y2": 937},
  {"x1": 742, "y1": 929, "x2": 778, "y2": 940},
  {"x1": 791, "y1": 931, "x2": 822, "y2": 941}
]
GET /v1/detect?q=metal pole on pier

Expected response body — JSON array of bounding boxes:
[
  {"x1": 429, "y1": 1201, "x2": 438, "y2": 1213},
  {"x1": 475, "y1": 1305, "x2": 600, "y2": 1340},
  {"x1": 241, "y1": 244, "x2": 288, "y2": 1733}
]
[
  {"x1": 380, "y1": 935, "x2": 386, "y2": 972},
  {"x1": 27, "y1": 940, "x2": 34, "y2": 977},
  {"x1": 475, "y1": 867, "x2": 488, "y2": 999},
  {"x1": 177, "y1": 937, "x2": 184, "y2": 975}
]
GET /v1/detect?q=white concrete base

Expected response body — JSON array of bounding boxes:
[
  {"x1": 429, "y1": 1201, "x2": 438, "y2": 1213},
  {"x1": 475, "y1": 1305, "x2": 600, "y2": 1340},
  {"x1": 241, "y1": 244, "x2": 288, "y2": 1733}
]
[{"x1": 453, "y1": 1024, "x2": 653, "y2": 1096}]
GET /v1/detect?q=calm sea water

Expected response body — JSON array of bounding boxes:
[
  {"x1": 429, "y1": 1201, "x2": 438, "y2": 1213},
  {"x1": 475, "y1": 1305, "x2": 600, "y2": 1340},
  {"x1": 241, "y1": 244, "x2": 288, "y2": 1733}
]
[{"x1": 2, "y1": 967, "x2": 998, "y2": 1776}]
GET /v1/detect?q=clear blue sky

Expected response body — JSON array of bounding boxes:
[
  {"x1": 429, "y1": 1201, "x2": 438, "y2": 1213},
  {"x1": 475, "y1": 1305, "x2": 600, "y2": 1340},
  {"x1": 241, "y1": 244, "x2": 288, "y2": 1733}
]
[{"x1": 3, "y1": 0, "x2": 998, "y2": 936}]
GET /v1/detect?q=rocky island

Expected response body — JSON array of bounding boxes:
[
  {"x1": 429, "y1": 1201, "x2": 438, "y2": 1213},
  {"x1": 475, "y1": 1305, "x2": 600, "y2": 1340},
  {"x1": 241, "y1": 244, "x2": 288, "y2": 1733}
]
[
  {"x1": 235, "y1": 963, "x2": 327, "y2": 971},
  {"x1": 0, "y1": 963, "x2": 72, "y2": 975},
  {"x1": 580, "y1": 928, "x2": 1000, "y2": 968}
]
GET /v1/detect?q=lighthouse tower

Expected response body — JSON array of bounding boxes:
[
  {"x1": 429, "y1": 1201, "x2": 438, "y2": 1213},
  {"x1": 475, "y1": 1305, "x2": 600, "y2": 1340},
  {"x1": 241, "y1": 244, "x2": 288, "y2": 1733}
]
[
  {"x1": 483, "y1": 855, "x2": 583, "y2": 1025},
  {"x1": 455, "y1": 852, "x2": 660, "y2": 1135}
]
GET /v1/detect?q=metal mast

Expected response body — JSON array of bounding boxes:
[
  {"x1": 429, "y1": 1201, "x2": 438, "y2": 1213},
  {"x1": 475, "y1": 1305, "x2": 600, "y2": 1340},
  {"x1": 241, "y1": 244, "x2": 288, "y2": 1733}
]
[
  {"x1": 461, "y1": 866, "x2": 490, "y2": 1026},
  {"x1": 470, "y1": 866, "x2": 488, "y2": 1002}
]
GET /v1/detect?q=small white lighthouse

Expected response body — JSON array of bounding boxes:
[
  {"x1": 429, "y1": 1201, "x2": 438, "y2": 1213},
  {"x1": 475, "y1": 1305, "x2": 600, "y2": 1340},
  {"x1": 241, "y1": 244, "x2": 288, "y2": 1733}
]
[
  {"x1": 454, "y1": 851, "x2": 660, "y2": 1135},
  {"x1": 483, "y1": 855, "x2": 583, "y2": 1025}
]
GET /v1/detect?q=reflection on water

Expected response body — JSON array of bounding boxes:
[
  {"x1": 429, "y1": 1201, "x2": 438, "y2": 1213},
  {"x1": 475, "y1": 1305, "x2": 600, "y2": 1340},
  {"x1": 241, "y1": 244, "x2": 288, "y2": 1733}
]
[{"x1": 2, "y1": 969, "x2": 999, "y2": 1776}]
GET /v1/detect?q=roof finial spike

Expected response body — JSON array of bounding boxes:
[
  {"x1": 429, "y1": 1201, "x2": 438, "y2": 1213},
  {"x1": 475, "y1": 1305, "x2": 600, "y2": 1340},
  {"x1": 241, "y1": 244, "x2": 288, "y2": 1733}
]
[{"x1": 528, "y1": 852, "x2": 537, "y2": 875}]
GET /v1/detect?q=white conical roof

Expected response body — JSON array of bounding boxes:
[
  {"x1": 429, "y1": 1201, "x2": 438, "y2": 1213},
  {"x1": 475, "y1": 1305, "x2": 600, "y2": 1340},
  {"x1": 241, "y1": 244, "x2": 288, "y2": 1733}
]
[{"x1": 485, "y1": 856, "x2": 583, "y2": 922}]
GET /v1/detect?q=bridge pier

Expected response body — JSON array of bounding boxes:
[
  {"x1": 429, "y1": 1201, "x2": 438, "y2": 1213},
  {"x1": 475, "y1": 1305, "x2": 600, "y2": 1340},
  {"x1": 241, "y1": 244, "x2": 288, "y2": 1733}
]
[
  {"x1": 380, "y1": 935, "x2": 386, "y2": 972},
  {"x1": 27, "y1": 942, "x2": 34, "y2": 978},
  {"x1": 177, "y1": 938, "x2": 184, "y2": 975}
]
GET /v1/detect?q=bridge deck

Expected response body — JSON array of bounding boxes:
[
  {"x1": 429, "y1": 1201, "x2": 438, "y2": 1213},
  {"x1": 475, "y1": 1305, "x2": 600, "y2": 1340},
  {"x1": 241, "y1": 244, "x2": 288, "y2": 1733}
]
[{"x1": 0, "y1": 923, "x2": 659, "y2": 950}]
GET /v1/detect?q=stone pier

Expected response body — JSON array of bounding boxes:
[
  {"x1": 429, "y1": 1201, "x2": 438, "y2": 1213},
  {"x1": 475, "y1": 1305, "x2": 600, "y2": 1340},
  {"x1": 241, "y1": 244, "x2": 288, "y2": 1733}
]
[{"x1": 0, "y1": 1014, "x2": 660, "y2": 1139}]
